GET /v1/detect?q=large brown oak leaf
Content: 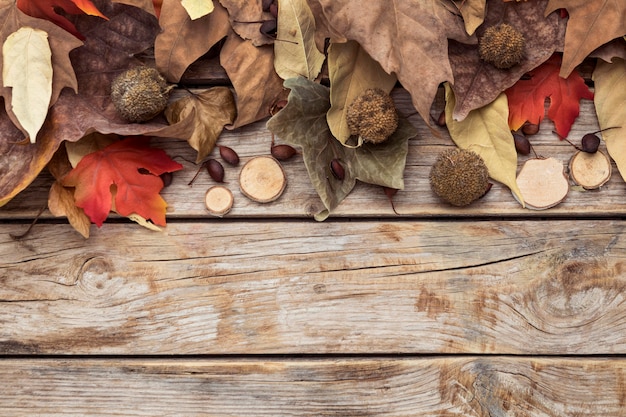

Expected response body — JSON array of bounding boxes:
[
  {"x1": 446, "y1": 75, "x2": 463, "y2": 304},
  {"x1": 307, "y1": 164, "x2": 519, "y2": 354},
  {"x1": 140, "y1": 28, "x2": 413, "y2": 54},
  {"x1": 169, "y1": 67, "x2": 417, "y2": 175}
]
[
  {"x1": 310, "y1": 0, "x2": 473, "y2": 125},
  {"x1": 546, "y1": 0, "x2": 626, "y2": 78}
]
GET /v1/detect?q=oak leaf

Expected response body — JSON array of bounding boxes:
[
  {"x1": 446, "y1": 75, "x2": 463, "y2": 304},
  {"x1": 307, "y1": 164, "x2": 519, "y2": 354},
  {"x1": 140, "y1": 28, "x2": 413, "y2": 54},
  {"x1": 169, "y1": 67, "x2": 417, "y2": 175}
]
[
  {"x1": 444, "y1": 83, "x2": 524, "y2": 205},
  {"x1": 155, "y1": 0, "x2": 230, "y2": 82},
  {"x1": 267, "y1": 77, "x2": 417, "y2": 220},
  {"x1": 545, "y1": 0, "x2": 626, "y2": 78},
  {"x1": 447, "y1": 0, "x2": 564, "y2": 121},
  {"x1": 61, "y1": 137, "x2": 183, "y2": 227},
  {"x1": 165, "y1": 87, "x2": 237, "y2": 163},
  {"x1": 2, "y1": 27, "x2": 53, "y2": 143},
  {"x1": 310, "y1": 0, "x2": 472, "y2": 125},
  {"x1": 505, "y1": 54, "x2": 593, "y2": 138},
  {"x1": 326, "y1": 40, "x2": 397, "y2": 145},
  {"x1": 593, "y1": 58, "x2": 626, "y2": 182},
  {"x1": 16, "y1": 0, "x2": 107, "y2": 39},
  {"x1": 274, "y1": 0, "x2": 325, "y2": 80}
]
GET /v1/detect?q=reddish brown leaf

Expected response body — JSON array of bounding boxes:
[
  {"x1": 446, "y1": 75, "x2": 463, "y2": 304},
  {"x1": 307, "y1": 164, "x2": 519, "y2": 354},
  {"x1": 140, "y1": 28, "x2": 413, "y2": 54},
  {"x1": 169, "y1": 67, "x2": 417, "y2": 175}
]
[
  {"x1": 61, "y1": 137, "x2": 183, "y2": 227},
  {"x1": 447, "y1": 0, "x2": 565, "y2": 121},
  {"x1": 112, "y1": 0, "x2": 161, "y2": 17},
  {"x1": 505, "y1": 54, "x2": 594, "y2": 138},
  {"x1": 16, "y1": 0, "x2": 107, "y2": 39},
  {"x1": 545, "y1": 0, "x2": 626, "y2": 78}
]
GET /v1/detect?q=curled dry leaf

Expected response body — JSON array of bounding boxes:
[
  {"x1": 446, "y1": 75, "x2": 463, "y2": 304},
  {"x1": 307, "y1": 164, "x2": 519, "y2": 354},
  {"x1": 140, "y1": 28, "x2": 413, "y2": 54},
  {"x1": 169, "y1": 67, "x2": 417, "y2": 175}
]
[
  {"x1": 515, "y1": 157, "x2": 569, "y2": 210},
  {"x1": 165, "y1": 87, "x2": 237, "y2": 163}
]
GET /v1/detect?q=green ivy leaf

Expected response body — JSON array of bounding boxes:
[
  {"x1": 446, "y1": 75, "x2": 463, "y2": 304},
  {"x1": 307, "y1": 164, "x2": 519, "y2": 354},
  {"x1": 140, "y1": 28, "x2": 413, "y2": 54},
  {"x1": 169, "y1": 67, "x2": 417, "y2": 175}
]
[{"x1": 267, "y1": 77, "x2": 417, "y2": 220}]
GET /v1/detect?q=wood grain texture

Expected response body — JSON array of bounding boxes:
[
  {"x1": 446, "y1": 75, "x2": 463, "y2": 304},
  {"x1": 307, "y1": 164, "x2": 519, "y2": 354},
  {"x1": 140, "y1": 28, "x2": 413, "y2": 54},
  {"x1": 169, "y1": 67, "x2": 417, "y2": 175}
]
[
  {"x1": 0, "y1": 357, "x2": 624, "y2": 416},
  {"x1": 3, "y1": 88, "x2": 624, "y2": 220},
  {"x1": 2, "y1": 219, "x2": 625, "y2": 355}
]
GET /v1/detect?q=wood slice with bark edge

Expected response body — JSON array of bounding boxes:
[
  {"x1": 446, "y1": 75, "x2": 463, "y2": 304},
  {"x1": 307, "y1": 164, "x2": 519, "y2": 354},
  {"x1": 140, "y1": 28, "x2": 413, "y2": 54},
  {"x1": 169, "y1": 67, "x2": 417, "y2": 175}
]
[
  {"x1": 569, "y1": 150, "x2": 612, "y2": 190},
  {"x1": 239, "y1": 156, "x2": 287, "y2": 203},
  {"x1": 205, "y1": 186, "x2": 234, "y2": 216},
  {"x1": 515, "y1": 157, "x2": 569, "y2": 210}
]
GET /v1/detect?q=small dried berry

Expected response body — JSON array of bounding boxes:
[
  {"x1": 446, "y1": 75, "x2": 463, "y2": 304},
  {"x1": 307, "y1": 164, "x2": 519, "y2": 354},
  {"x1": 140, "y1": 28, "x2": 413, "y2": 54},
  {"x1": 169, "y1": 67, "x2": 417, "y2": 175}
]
[
  {"x1": 160, "y1": 172, "x2": 173, "y2": 187},
  {"x1": 330, "y1": 159, "x2": 345, "y2": 181},
  {"x1": 260, "y1": 19, "x2": 277, "y2": 38},
  {"x1": 269, "y1": 2, "x2": 278, "y2": 18},
  {"x1": 262, "y1": 0, "x2": 273, "y2": 12},
  {"x1": 436, "y1": 110, "x2": 446, "y2": 127},
  {"x1": 522, "y1": 122, "x2": 540, "y2": 136},
  {"x1": 513, "y1": 133, "x2": 531, "y2": 155},
  {"x1": 581, "y1": 134, "x2": 600, "y2": 153},
  {"x1": 271, "y1": 144, "x2": 297, "y2": 161},
  {"x1": 207, "y1": 159, "x2": 225, "y2": 183},
  {"x1": 219, "y1": 145, "x2": 240, "y2": 166}
]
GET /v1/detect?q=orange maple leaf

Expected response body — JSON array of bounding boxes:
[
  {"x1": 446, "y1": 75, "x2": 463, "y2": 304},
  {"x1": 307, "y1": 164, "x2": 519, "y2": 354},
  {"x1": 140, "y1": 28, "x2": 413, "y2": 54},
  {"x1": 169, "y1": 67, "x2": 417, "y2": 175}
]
[
  {"x1": 17, "y1": 0, "x2": 107, "y2": 39},
  {"x1": 505, "y1": 54, "x2": 594, "y2": 138},
  {"x1": 61, "y1": 137, "x2": 183, "y2": 227}
]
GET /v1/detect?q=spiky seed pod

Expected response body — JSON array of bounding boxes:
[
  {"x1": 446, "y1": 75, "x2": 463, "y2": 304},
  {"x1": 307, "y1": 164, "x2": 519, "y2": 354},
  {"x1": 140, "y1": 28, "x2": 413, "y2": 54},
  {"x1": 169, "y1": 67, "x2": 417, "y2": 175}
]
[
  {"x1": 429, "y1": 148, "x2": 490, "y2": 207},
  {"x1": 478, "y1": 23, "x2": 525, "y2": 69},
  {"x1": 111, "y1": 67, "x2": 172, "y2": 123},
  {"x1": 345, "y1": 88, "x2": 399, "y2": 144}
]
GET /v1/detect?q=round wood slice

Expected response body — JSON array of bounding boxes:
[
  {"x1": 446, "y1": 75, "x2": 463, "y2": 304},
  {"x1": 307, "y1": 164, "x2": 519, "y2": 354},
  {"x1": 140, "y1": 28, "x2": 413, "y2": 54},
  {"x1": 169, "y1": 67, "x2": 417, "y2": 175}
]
[
  {"x1": 205, "y1": 186, "x2": 234, "y2": 217},
  {"x1": 515, "y1": 157, "x2": 569, "y2": 210},
  {"x1": 239, "y1": 156, "x2": 287, "y2": 203},
  {"x1": 569, "y1": 150, "x2": 612, "y2": 190}
]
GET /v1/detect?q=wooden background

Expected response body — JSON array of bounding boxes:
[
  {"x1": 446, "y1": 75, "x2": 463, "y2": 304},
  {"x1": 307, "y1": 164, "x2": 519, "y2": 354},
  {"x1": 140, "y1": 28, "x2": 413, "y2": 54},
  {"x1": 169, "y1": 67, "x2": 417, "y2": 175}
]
[{"x1": 1, "y1": 57, "x2": 625, "y2": 415}]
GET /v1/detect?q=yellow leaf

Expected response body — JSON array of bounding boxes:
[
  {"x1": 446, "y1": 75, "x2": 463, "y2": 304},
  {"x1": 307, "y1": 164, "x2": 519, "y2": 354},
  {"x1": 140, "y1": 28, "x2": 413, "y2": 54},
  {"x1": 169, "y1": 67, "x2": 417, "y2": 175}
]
[
  {"x1": 326, "y1": 40, "x2": 397, "y2": 145},
  {"x1": 593, "y1": 58, "x2": 626, "y2": 183},
  {"x1": 165, "y1": 87, "x2": 237, "y2": 163},
  {"x1": 181, "y1": 0, "x2": 214, "y2": 20},
  {"x1": 274, "y1": 0, "x2": 325, "y2": 80},
  {"x1": 2, "y1": 27, "x2": 53, "y2": 143},
  {"x1": 444, "y1": 83, "x2": 524, "y2": 205}
]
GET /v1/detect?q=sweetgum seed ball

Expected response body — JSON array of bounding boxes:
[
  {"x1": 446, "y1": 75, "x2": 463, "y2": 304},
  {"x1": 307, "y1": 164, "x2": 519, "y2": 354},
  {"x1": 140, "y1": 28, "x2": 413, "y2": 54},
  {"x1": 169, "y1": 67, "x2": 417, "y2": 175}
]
[
  {"x1": 111, "y1": 67, "x2": 171, "y2": 122},
  {"x1": 478, "y1": 23, "x2": 525, "y2": 69},
  {"x1": 430, "y1": 148, "x2": 490, "y2": 206}
]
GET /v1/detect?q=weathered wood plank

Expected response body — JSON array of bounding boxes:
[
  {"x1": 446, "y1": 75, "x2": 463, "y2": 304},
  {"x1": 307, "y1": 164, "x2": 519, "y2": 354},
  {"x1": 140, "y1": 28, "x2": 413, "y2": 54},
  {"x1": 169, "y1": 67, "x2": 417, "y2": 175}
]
[
  {"x1": 2, "y1": 219, "x2": 625, "y2": 355},
  {"x1": 3, "y1": 88, "x2": 622, "y2": 220},
  {"x1": 1, "y1": 357, "x2": 624, "y2": 416}
]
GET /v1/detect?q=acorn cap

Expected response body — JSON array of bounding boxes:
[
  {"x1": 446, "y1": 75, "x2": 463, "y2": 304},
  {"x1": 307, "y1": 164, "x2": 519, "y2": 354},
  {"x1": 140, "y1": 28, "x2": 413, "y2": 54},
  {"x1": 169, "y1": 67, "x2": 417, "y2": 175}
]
[
  {"x1": 111, "y1": 67, "x2": 172, "y2": 123},
  {"x1": 478, "y1": 23, "x2": 525, "y2": 69},
  {"x1": 346, "y1": 88, "x2": 398, "y2": 144},
  {"x1": 429, "y1": 148, "x2": 490, "y2": 206}
]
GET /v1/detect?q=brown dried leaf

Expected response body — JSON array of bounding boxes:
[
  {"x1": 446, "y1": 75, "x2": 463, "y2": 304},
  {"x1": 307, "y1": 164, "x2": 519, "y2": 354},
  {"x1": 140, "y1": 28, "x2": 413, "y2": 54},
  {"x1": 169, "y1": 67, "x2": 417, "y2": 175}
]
[
  {"x1": 545, "y1": 0, "x2": 626, "y2": 78},
  {"x1": 448, "y1": 0, "x2": 564, "y2": 121},
  {"x1": 453, "y1": 0, "x2": 486, "y2": 36},
  {"x1": 220, "y1": 32, "x2": 286, "y2": 129},
  {"x1": 155, "y1": 0, "x2": 230, "y2": 82},
  {"x1": 112, "y1": 0, "x2": 159, "y2": 16},
  {"x1": 309, "y1": 0, "x2": 472, "y2": 125},
  {"x1": 219, "y1": 0, "x2": 274, "y2": 46}
]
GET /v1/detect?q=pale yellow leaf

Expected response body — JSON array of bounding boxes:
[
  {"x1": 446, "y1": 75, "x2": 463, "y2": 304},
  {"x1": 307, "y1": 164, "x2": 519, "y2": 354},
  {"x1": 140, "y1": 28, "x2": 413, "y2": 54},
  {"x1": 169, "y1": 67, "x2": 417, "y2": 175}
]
[
  {"x1": 2, "y1": 27, "x2": 53, "y2": 143},
  {"x1": 274, "y1": 0, "x2": 325, "y2": 80},
  {"x1": 181, "y1": 0, "x2": 214, "y2": 20},
  {"x1": 592, "y1": 58, "x2": 626, "y2": 183},
  {"x1": 454, "y1": 0, "x2": 486, "y2": 35},
  {"x1": 65, "y1": 133, "x2": 119, "y2": 168},
  {"x1": 444, "y1": 83, "x2": 524, "y2": 205},
  {"x1": 326, "y1": 40, "x2": 397, "y2": 145}
]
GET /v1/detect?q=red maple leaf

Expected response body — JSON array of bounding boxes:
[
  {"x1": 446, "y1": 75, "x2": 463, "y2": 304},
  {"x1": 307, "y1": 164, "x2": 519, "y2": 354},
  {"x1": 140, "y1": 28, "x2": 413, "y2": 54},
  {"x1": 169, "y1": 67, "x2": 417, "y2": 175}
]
[
  {"x1": 61, "y1": 137, "x2": 183, "y2": 227},
  {"x1": 17, "y1": 0, "x2": 108, "y2": 40},
  {"x1": 505, "y1": 54, "x2": 594, "y2": 138}
]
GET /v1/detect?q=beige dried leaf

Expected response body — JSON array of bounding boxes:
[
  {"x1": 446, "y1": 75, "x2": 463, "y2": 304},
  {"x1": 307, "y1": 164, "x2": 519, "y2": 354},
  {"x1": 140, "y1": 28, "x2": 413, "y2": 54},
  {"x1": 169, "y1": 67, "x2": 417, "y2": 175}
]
[
  {"x1": 2, "y1": 27, "x2": 52, "y2": 143},
  {"x1": 181, "y1": 0, "x2": 214, "y2": 19},
  {"x1": 326, "y1": 40, "x2": 397, "y2": 145},
  {"x1": 48, "y1": 181, "x2": 91, "y2": 238}
]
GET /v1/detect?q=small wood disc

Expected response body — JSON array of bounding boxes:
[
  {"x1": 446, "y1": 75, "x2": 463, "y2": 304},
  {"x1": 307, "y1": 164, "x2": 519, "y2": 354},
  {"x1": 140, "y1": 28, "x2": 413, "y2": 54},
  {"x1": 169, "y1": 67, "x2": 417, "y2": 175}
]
[
  {"x1": 569, "y1": 150, "x2": 611, "y2": 190},
  {"x1": 515, "y1": 157, "x2": 569, "y2": 210},
  {"x1": 239, "y1": 156, "x2": 287, "y2": 203},
  {"x1": 205, "y1": 186, "x2": 234, "y2": 217}
]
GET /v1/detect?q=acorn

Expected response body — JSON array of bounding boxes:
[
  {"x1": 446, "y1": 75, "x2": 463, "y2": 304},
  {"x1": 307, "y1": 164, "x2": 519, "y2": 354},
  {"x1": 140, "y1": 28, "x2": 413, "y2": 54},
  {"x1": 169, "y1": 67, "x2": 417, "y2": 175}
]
[
  {"x1": 346, "y1": 88, "x2": 398, "y2": 144},
  {"x1": 513, "y1": 133, "x2": 531, "y2": 155},
  {"x1": 478, "y1": 23, "x2": 525, "y2": 69},
  {"x1": 430, "y1": 148, "x2": 490, "y2": 207},
  {"x1": 111, "y1": 67, "x2": 173, "y2": 123},
  {"x1": 581, "y1": 134, "x2": 601, "y2": 154}
]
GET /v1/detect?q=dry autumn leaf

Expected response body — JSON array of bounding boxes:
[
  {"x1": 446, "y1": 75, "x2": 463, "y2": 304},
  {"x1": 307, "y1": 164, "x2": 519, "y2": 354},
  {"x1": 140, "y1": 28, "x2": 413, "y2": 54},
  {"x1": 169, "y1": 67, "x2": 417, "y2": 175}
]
[
  {"x1": 155, "y1": 0, "x2": 229, "y2": 82},
  {"x1": 311, "y1": 0, "x2": 472, "y2": 125},
  {"x1": 274, "y1": 0, "x2": 325, "y2": 80},
  {"x1": 220, "y1": 0, "x2": 273, "y2": 46},
  {"x1": 452, "y1": 0, "x2": 486, "y2": 36},
  {"x1": 505, "y1": 54, "x2": 594, "y2": 138},
  {"x1": 17, "y1": 0, "x2": 107, "y2": 39},
  {"x1": 112, "y1": 0, "x2": 161, "y2": 17},
  {"x1": 61, "y1": 137, "x2": 183, "y2": 227},
  {"x1": 444, "y1": 83, "x2": 524, "y2": 205},
  {"x1": 165, "y1": 87, "x2": 237, "y2": 163},
  {"x1": 2, "y1": 27, "x2": 53, "y2": 143},
  {"x1": 545, "y1": 0, "x2": 626, "y2": 78},
  {"x1": 593, "y1": 58, "x2": 626, "y2": 182},
  {"x1": 326, "y1": 40, "x2": 397, "y2": 145},
  {"x1": 181, "y1": 0, "x2": 214, "y2": 19}
]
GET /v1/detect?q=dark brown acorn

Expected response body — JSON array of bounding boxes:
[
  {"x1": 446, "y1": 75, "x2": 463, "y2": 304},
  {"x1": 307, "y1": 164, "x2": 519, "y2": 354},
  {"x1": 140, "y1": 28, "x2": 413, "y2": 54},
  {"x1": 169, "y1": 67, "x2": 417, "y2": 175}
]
[
  {"x1": 271, "y1": 144, "x2": 297, "y2": 161},
  {"x1": 330, "y1": 159, "x2": 345, "y2": 181},
  {"x1": 219, "y1": 145, "x2": 240, "y2": 166},
  {"x1": 207, "y1": 159, "x2": 225, "y2": 183}
]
